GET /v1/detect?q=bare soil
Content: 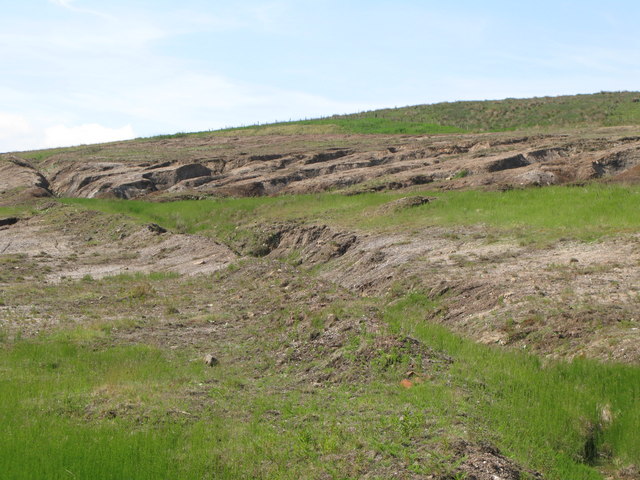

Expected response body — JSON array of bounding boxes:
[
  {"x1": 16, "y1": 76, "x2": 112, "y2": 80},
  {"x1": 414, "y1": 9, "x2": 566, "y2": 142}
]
[
  {"x1": 4, "y1": 127, "x2": 640, "y2": 201},
  {"x1": 2, "y1": 204, "x2": 638, "y2": 364}
]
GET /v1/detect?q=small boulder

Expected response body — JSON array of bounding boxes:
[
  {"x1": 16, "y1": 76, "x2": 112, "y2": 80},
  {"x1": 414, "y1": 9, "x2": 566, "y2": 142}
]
[
  {"x1": 0, "y1": 217, "x2": 19, "y2": 227},
  {"x1": 147, "y1": 223, "x2": 167, "y2": 234},
  {"x1": 516, "y1": 169, "x2": 557, "y2": 186},
  {"x1": 203, "y1": 353, "x2": 219, "y2": 367},
  {"x1": 377, "y1": 196, "x2": 435, "y2": 214}
]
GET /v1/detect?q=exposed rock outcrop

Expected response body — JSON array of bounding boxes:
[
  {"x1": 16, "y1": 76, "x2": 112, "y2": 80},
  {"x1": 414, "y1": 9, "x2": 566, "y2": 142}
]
[
  {"x1": 49, "y1": 162, "x2": 214, "y2": 199},
  {"x1": 6, "y1": 129, "x2": 640, "y2": 201},
  {"x1": 0, "y1": 156, "x2": 51, "y2": 198}
]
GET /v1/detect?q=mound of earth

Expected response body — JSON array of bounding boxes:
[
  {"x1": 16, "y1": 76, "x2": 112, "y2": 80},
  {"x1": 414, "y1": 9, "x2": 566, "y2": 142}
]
[{"x1": 6, "y1": 128, "x2": 640, "y2": 200}]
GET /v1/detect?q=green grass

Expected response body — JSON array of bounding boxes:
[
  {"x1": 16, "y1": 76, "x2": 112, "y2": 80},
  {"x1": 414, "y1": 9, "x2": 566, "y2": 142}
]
[
  {"x1": 384, "y1": 293, "x2": 640, "y2": 480},
  {"x1": 0, "y1": 340, "x2": 206, "y2": 479},
  {"x1": 354, "y1": 91, "x2": 640, "y2": 132},
  {"x1": 225, "y1": 117, "x2": 466, "y2": 135},
  {"x1": 18, "y1": 147, "x2": 72, "y2": 163},
  {"x1": 1, "y1": 282, "x2": 638, "y2": 479},
  {"x1": 0, "y1": 206, "x2": 25, "y2": 217},
  {"x1": 0, "y1": 267, "x2": 458, "y2": 480},
  {"x1": 370, "y1": 184, "x2": 640, "y2": 241},
  {"x1": 62, "y1": 184, "x2": 640, "y2": 247},
  {"x1": 0, "y1": 203, "x2": 40, "y2": 217},
  {"x1": 215, "y1": 91, "x2": 640, "y2": 136},
  {"x1": 0, "y1": 268, "x2": 442, "y2": 479},
  {"x1": 0, "y1": 328, "x2": 351, "y2": 479}
]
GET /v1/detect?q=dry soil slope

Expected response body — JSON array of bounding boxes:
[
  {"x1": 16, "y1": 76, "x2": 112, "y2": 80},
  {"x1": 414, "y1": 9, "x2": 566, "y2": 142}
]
[{"x1": 3, "y1": 129, "x2": 640, "y2": 201}]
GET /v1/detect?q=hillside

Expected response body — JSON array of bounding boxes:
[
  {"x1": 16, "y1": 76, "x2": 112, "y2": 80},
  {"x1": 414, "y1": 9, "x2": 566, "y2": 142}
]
[
  {"x1": 3, "y1": 129, "x2": 640, "y2": 204},
  {"x1": 1, "y1": 94, "x2": 640, "y2": 480},
  {"x1": 224, "y1": 91, "x2": 640, "y2": 135},
  {"x1": 3, "y1": 93, "x2": 640, "y2": 204}
]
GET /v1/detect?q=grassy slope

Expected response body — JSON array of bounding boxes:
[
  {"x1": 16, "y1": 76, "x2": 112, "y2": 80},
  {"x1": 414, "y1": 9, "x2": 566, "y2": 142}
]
[
  {"x1": 216, "y1": 91, "x2": 640, "y2": 136},
  {"x1": 11, "y1": 91, "x2": 640, "y2": 159},
  {"x1": 62, "y1": 184, "x2": 640, "y2": 248},
  {"x1": 386, "y1": 294, "x2": 640, "y2": 479}
]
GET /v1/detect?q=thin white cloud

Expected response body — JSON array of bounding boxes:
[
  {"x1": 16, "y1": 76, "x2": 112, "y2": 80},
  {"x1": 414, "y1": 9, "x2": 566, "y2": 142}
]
[
  {"x1": 49, "y1": 0, "x2": 75, "y2": 7},
  {"x1": 170, "y1": 1, "x2": 291, "y2": 33},
  {"x1": 1, "y1": 25, "x2": 166, "y2": 56},
  {"x1": 62, "y1": 72, "x2": 381, "y2": 134},
  {"x1": 495, "y1": 45, "x2": 640, "y2": 75},
  {"x1": 44, "y1": 123, "x2": 136, "y2": 148},
  {"x1": 0, "y1": 113, "x2": 31, "y2": 140},
  {"x1": 0, "y1": 113, "x2": 37, "y2": 152},
  {"x1": 244, "y1": 1, "x2": 289, "y2": 31},
  {"x1": 47, "y1": 0, "x2": 115, "y2": 21}
]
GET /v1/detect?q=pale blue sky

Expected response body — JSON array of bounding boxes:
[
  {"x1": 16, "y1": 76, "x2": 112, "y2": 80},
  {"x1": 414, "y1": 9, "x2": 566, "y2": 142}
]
[{"x1": 1, "y1": 0, "x2": 639, "y2": 152}]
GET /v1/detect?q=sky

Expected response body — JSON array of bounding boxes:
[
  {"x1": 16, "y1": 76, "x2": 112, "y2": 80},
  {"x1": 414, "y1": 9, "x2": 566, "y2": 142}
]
[{"x1": 1, "y1": 0, "x2": 640, "y2": 152}]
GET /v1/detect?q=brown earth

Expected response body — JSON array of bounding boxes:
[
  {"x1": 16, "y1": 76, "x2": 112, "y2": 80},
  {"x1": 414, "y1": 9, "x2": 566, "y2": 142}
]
[
  {"x1": 0, "y1": 156, "x2": 52, "y2": 203},
  {"x1": 2, "y1": 127, "x2": 638, "y2": 371},
  {"x1": 1, "y1": 204, "x2": 638, "y2": 364},
  {"x1": 267, "y1": 222, "x2": 640, "y2": 364},
  {"x1": 4, "y1": 127, "x2": 640, "y2": 200}
]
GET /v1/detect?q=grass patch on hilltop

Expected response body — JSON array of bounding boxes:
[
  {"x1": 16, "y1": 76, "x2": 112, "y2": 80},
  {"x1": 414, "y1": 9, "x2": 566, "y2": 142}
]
[
  {"x1": 223, "y1": 117, "x2": 466, "y2": 136},
  {"x1": 214, "y1": 91, "x2": 640, "y2": 136},
  {"x1": 339, "y1": 91, "x2": 640, "y2": 132},
  {"x1": 143, "y1": 92, "x2": 640, "y2": 139}
]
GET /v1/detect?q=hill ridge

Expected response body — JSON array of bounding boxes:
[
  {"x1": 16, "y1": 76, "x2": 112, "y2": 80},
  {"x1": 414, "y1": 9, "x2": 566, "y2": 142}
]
[{"x1": 220, "y1": 91, "x2": 640, "y2": 136}]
